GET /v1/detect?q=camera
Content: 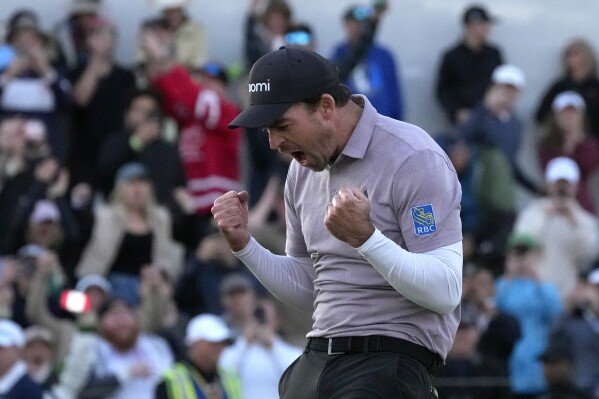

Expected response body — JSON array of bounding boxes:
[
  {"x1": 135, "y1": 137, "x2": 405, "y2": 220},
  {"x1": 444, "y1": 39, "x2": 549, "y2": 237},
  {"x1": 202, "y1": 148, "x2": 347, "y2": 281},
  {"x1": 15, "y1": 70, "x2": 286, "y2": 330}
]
[{"x1": 555, "y1": 186, "x2": 569, "y2": 199}]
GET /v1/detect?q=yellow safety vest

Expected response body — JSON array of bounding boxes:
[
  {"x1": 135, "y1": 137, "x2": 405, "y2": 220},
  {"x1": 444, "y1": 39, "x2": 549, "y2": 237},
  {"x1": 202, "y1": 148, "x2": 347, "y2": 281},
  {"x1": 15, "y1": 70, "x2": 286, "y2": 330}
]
[{"x1": 163, "y1": 362, "x2": 242, "y2": 399}]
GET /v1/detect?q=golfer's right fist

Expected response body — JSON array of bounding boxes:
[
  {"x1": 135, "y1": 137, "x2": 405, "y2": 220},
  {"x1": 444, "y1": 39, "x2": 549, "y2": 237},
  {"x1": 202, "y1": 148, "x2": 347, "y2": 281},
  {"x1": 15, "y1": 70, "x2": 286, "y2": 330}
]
[{"x1": 211, "y1": 191, "x2": 251, "y2": 252}]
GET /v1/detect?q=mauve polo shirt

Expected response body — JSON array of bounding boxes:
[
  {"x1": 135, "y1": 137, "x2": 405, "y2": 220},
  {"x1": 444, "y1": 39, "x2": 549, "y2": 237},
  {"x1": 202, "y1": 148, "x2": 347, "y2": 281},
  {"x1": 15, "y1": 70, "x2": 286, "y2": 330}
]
[{"x1": 284, "y1": 96, "x2": 462, "y2": 359}]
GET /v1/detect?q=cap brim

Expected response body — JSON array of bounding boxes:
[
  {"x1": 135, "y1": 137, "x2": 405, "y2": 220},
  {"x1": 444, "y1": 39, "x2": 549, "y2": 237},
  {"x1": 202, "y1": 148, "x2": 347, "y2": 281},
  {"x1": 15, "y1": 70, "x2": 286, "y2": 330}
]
[
  {"x1": 185, "y1": 334, "x2": 233, "y2": 346},
  {"x1": 228, "y1": 103, "x2": 293, "y2": 129}
]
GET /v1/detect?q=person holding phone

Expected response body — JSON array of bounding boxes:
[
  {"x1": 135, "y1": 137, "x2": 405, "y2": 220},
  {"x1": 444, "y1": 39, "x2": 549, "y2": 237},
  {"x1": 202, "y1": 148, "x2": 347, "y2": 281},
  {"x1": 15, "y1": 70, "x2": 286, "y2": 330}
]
[
  {"x1": 67, "y1": 16, "x2": 137, "y2": 187},
  {"x1": 0, "y1": 9, "x2": 71, "y2": 159},
  {"x1": 25, "y1": 248, "x2": 111, "y2": 362},
  {"x1": 537, "y1": 91, "x2": 599, "y2": 214},
  {"x1": 218, "y1": 275, "x2": 303, "y2": 399},
  {"x1": 330, "y1": 0, "x2": 404, "y2": 121},
  {"x1": 134, "y1": 0, "x2": 208, "y2": 73},
  {"x1": 513, "y1": 157, "x2": 599, "y2": 300},
  {"x1": 96, "y1": 89, "x2": 188, "y2": 214}
]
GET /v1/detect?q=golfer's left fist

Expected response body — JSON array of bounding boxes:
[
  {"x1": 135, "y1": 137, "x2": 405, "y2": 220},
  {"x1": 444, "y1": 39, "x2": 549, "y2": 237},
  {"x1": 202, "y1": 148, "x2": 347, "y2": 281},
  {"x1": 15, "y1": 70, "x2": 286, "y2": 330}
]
[{"x1": 324, "y1": 188, "x2": 375, "y2": 247}]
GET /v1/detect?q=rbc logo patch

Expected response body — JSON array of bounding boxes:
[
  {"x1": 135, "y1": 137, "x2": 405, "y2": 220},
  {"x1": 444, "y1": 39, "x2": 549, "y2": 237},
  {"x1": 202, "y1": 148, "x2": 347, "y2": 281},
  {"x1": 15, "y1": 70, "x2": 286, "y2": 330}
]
[{"x1": 411, "y1": 204, "x2": 437, "y2": 236}]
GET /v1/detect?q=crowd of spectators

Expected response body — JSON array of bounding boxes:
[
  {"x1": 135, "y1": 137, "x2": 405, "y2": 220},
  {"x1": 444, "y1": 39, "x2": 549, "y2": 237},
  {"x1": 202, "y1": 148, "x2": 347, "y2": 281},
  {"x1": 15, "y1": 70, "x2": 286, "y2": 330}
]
[{"x1": 0, "y1": 0, "x2": 598, "y2": 398}]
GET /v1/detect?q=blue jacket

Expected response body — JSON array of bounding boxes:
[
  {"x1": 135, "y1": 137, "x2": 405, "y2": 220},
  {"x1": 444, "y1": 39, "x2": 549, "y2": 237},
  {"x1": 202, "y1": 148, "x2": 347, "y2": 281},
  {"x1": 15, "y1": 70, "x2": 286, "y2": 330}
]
[
  {"x1": 496, "y1": 277, "x2": 563, "y2": 394},
  {"x1": 331, "y1": 43, "x2": 403, "y2": 120}
]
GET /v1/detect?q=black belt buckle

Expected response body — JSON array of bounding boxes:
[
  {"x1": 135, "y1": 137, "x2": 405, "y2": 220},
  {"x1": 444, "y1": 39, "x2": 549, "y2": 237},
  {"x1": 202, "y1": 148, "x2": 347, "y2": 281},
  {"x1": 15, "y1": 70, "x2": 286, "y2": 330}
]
[
  {"x1": 327, "y1": 338, "x2": 344, "y2": 355},
  {"x1": 310, "y1": 336, "x2": 441, "y2": 374}
]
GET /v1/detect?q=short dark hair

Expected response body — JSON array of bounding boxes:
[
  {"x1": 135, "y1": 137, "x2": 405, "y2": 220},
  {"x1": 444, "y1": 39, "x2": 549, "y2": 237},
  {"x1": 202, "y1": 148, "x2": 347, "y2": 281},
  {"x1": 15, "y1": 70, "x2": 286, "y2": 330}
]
[
  {"x1": 97, "y1": 297, "x2": 130, "y2": 320},
  {"x1": 141, "y1": 17, "x2": 169, "y2": 31},
  {"x1": 6, "y1": 9, "x2": 47, "y2": 45},
  {"x1": 300, "y1": 84, "x2": 352, "y2": 111},
  {"x1": 124, "y1": 88, "x2": 163, "y2": 112},
  {"x1": 123, "y1": 88, "x2": 164, "y2": 125}
]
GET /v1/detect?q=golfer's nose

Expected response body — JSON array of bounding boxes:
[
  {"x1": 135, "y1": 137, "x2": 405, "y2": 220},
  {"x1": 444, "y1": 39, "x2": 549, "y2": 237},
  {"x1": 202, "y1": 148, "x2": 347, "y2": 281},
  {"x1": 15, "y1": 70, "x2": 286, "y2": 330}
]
[{"x1": 268, "y1": 132, "x2": 284, "y2": 150}]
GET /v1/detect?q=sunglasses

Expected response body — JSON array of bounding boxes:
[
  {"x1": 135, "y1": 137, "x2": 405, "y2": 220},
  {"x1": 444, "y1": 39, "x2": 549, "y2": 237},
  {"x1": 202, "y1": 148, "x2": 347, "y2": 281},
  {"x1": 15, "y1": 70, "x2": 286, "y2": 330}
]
[{"x1": 284, "y1": 31, "x2": 312, "y2": 46}]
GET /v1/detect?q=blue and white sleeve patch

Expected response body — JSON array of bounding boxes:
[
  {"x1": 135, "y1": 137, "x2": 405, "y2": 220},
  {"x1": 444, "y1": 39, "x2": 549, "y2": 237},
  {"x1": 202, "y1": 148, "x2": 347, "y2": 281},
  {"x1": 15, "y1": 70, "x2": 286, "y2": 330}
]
[{"x1": 411, "y1": 204, "x2": 437, "y2": 236}]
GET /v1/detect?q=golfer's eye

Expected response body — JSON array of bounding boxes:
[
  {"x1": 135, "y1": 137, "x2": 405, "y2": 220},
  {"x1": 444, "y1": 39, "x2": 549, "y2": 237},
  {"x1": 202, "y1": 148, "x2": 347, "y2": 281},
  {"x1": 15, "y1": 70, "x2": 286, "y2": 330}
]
[{"x1": 268, "y1": 124, "x2": 289, "y2": 133}]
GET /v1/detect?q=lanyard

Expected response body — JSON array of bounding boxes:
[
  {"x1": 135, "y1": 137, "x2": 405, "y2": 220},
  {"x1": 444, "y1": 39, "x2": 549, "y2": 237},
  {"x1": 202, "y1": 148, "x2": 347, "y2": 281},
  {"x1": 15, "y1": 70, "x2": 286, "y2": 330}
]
[{"x1": 189, "y1": 368, "x2": 228, "y2": 399}]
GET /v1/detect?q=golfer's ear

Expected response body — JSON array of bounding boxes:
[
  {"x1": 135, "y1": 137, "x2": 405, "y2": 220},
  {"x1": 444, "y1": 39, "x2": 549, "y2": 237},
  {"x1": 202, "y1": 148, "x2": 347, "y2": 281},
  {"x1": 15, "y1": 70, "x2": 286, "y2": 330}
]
[{"x1": 319, "y1": 94, "x2": 335, "y2": 119}]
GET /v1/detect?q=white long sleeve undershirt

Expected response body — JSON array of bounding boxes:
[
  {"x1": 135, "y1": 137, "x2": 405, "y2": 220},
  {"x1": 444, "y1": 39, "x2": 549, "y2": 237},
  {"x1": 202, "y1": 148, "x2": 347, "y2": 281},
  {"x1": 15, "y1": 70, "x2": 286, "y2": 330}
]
[
  {"x1": 356, "y1": 229, "x2": 463, "y2": 314},
  {"x1": 234, "y1": 238, "x2": 316, "y2": 313},
  {"x1": 233, "y1": 229, "x2": 463, "y2": 315}
]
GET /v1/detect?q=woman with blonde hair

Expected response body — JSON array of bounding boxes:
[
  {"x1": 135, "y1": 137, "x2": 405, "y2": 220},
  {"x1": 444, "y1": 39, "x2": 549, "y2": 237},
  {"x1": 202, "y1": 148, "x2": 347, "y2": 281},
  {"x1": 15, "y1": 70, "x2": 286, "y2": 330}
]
[
  {"x1": 76, "y1": 162, "x2": 183, "y2": 305},
  {"x1": 535, "y1": 38, "x2": 599, "y2": 137}
]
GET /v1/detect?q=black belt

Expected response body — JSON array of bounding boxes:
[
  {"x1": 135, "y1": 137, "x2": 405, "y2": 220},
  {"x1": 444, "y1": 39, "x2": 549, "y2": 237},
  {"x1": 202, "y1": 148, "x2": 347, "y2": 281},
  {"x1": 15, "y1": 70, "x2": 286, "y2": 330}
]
[{"x1": 306, "y1": 335, "x2": 442, "y2": 374}]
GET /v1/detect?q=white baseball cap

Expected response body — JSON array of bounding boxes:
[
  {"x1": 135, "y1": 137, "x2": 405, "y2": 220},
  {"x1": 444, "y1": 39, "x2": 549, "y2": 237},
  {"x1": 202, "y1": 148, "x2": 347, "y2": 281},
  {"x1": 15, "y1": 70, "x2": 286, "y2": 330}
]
[
  {"x1": 75, "y1": 275, "x2": 112, "y2": 294},
  {"x1": 491, "y1": 64, "x2": 526, "y2": 89},
  {"x1": 185, "y1": 314, "x2": 233, "y2": 346},
  {"x1": 24, "y1": 325, "x2": 55, "y2": 346},
  {"x1": 150, "y1": 0, "x2": 190, "y2": 11},
  {"x1": 30, "y1": 200, "x2": 61, "y2": 224},
  {"x1": 17, "y1": 244, "x2": 46, "y2": 259},
  {"x1": 544, "y1": 156, "x2": 580, "y2": 184},
  {"x1": 552, "y1": 91, "x2": 586, "y2": 112},
  {"x1": 0, "y1": 319, "x2": 25, "y2": 348}
]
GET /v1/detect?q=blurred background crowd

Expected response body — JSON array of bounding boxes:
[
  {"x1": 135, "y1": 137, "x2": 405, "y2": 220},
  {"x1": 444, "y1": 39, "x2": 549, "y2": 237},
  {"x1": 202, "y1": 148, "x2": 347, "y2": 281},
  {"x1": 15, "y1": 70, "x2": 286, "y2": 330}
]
[{"x1": 0, "y1": 0, "x2": 598, "y2": 398}]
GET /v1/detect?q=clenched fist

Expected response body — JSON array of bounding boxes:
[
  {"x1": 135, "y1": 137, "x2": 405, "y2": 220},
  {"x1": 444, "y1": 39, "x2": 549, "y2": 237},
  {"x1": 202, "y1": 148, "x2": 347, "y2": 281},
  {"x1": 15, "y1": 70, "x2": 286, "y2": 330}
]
[
  {"x1": 211, "y1": 191, "x2": 251, "y2": 252},
  {"x1": 324, "y1": 188, "x2": 375, "y2": 248}
]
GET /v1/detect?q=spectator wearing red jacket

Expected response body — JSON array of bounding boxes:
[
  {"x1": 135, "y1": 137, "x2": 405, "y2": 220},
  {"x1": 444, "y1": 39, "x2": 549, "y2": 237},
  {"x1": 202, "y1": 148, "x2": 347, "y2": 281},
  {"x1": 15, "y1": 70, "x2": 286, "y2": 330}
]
[{"x1": 141, "y1": 23, "x2": 242, "y2": 243}]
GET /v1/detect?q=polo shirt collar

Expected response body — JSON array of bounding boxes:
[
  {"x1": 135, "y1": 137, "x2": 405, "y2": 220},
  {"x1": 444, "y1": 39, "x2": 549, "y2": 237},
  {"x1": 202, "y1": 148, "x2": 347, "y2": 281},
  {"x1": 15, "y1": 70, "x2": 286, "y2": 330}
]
[{"x1": 340, "y1": 95, "x2": 377, "y2": 160}]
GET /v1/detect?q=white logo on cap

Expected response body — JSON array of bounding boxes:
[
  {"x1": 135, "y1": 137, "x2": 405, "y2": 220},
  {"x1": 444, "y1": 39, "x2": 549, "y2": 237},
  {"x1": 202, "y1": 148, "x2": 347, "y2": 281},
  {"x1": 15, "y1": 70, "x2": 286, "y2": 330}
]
[{"x1": 249, "y1": 80, "x2": 270, "y2": 93}]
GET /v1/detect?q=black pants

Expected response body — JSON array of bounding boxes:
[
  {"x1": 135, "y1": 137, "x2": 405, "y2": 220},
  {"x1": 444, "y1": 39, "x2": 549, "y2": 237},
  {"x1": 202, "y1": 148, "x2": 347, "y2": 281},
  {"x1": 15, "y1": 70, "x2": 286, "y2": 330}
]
[{"x1": 279, "y1": 350, "x2": 438, "y2": 399}]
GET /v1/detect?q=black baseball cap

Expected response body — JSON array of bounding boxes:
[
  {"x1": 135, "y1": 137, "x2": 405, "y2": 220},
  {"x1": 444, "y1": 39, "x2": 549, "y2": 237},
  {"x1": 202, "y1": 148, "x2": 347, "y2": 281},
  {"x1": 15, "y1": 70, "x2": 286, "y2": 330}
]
[
  {"x1": 228, "y1": 46, "x2": 340, "y2": 129},
  {"x1": 463, "y1": 5, "x2": 496, "y2": 25}
]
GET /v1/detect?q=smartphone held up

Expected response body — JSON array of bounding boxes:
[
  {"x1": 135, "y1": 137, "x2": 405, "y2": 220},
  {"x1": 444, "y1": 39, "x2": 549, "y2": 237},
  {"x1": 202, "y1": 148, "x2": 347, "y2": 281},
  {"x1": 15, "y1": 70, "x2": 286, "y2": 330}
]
[{"x1": 60, "y1": 290, "x2": 92, "y2": 314}]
